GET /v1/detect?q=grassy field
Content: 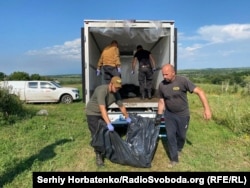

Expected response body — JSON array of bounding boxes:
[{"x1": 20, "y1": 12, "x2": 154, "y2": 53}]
[{"x1": 0, "y1": 83, "x2": 249, "y2": 187}]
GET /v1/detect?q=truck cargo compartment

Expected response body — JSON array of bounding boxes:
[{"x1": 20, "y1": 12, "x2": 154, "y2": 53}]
[
  {"x1": 82, "y1": 19, "x2": 177, "y2": 106},
  {"x1": 82, "y1": 19, "x2": 177, "y2": 133}
]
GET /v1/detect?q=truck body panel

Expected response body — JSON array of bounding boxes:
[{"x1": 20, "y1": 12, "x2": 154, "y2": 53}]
[
  {"x1": 0, "y1": 81, "x2": 80, "y2": 104},
  {"x1": 81, "y1": 19, "x2": 177, "y2": 130}
]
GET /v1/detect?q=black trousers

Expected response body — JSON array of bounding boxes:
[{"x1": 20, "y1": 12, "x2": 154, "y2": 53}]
[
  {"x1": 103, "y1": 65, "x2": 120, "y2": 84},
  {"x1": 164, "y1": 111, "x2": 190, "y2": 162},
  {"x1": 138, "y1": 67, "x2": 153, "y2": 96},
  {"x1": 86, "y1": 115, "x2": 103, "y2": 153}
]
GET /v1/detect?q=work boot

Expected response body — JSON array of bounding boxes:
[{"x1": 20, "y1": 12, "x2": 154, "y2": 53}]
[{"x1": 96, "y1": 153, "x2": 104, "y2": 167}]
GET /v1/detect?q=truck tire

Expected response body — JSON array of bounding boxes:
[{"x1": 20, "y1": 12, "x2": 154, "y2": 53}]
[{"x1": 61, "y1": 94, "x2": 73, "y2": 104}]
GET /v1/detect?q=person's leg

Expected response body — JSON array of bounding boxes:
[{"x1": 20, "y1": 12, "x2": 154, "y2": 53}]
[
  {"x1": 86, "y1": 115, "x2": 104, "y2": 166},
  {"x1": 164, "y1": 112, "x2": 178, "y2": 162},
  {"x1": 138, "y1": 69, "x2": 146, "y2": 99},
  {"x1": 103, "y1": 66, "x2": 114, "y2": 84},
  {"x1": 145, "y1": 69, "x2": 153, "y2": 99},
  {"x1": 176, "y1": 116, "x2": 190, "y2": 153},
  {"x1": 111, "y1": 67, "x2": 121, "y2": 77}
]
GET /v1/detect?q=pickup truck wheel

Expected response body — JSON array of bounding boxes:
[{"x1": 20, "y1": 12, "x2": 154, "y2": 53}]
[{"x1": 61, "y1": 94, "x2": 73, "y2": 104}]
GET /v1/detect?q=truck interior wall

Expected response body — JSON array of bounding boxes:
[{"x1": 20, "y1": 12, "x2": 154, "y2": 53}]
[
  {"x1": 87, "y1": 31, "x2": 102, "y2": 99},
  {"x1": 86, "y1": 34, "x2": 170, "y2": 101},
  {"x1": 150, "y1": 36, "x2": 170, "y2": 90}
]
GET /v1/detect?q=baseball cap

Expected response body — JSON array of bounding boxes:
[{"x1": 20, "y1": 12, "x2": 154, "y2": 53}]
[{"x1": 111, "y1": 76, "x2": 122, "y2": 88}]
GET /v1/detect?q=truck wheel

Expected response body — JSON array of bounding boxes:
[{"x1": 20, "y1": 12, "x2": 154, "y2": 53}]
[{"x1": 61, "y1": 94, "x2": 73, "y2": 104}]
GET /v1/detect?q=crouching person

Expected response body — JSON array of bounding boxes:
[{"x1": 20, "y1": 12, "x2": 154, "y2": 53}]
[{"x1": 85, "y1": 76, "x2": 131, "y2": 167}]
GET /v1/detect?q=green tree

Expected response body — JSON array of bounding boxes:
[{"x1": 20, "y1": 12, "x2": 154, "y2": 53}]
[
  {"x1": 8, "y1": 71, "x2": 30, "y2": 80},
  {"x1": 30, "y1": 74, "x2": 41, "y2": 80},
  {"x1": 0, "y1": 72, "x2": 6, "y2": 81}
]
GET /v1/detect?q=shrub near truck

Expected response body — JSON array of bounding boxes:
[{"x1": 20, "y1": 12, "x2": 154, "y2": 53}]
[{"x1": 0, "y1": 80, "x2": 80, "y2": 104}]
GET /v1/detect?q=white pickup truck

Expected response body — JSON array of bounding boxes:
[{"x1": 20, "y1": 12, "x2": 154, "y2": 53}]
[{"x1": 0, "y1": 80, "x2": 80, "y2": 104}]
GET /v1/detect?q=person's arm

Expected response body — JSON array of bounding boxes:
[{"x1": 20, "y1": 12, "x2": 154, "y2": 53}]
[
  {"x1": 155, "y1": 98, "x2": 165, "y2": 126},
  {"x1": 193, "y1": 87, "x2": 212, "y2": 120},
  {"x1": 99, "y1": 105, "x2": 112, "y2": 124},
  {"x1": 119, "y1": 105, "x2": 129, "y2": 119},
  {"x1": 97, "y1": 54, "x2": 103, "y2": 70},
  {"x1": 149, "y1": 54, "x2": 156, "y2": 69},
  {"x1": 131, "y1": 57, "x2": 137, "y2": 72},
  {"x1": 114, "y1": 47, "x2": 121, "y2": 68},
  {"x1": 157, "y1": 98, "x2": 165, "y2": 114}
]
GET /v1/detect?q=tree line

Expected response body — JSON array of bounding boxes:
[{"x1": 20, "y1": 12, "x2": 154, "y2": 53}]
[
  {"x1": 178, "y1": 68, "x2": 250, "y2": 87},
  {"x1": 0, "y1": 71, "x2": 51, "y2": 81},
  {"x1": 1, "y1": 68, "x2": 250, "y2": 87}
]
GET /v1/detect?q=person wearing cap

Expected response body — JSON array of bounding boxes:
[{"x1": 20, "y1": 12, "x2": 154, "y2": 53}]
[
  {"x1": 96, "y1": 40, "x2": 121, "y2": 83},
  {"x1": 131, "y1": 45, "x2": 157, "y2": 100},
  {"x1": 85, "y1": 76, "x2": 131, "y2": 167}
]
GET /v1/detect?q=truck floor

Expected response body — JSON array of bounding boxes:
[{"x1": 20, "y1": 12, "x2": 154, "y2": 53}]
[{"x1": 122, "y1": 96, "x2": 158, "y2": 103}]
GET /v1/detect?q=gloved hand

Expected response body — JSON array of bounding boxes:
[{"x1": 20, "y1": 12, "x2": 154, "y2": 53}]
[
  {"x1": 126, "y1": 117, "x2": 132, "y2": 124},
  {"x1": 155, "y1": 114, "x2": 162, "y2": 126},
  {"x1": 117, "y1": 67, "x2": 121, "y2": 73},
  {"x1": 107, "y1": 123, "x2": 114, "y2": 131},
  {"x1": 96, "y1": 69, "x2": 101, "y2": 76},
  {"x1": 131, "y1": 70, "x2": 134, "y2": 75},
  {"x1": 153, "y1": 68, "x2": 156, "y2": 72}
]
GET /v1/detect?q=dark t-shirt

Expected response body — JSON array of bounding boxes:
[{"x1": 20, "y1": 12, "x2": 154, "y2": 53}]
[
  {"x1": 86, "y1": 85, "x2": 123, "y2": 116},
  {"x1": 134, "y1": 49, "x2": 151, "y2": 66},
  {"x1": 158, "y1": 76, "x2": 196, "y2": 116}
]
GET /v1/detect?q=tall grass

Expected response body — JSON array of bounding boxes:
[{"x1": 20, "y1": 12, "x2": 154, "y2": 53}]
[
  {"x1": 210, "y1": 94, "x2": 250, "y2": 135},
  {"x1": 197, "y1": 83, "x2": 250, "y2": 135}
]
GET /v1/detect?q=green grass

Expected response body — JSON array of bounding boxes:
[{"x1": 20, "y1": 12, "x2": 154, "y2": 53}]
[{"x1": 0, "y1": 84, "x2": 250, "y2": 187}]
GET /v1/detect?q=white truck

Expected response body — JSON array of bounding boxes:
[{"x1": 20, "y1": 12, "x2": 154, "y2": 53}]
[
  {"x1": 0, "y1": 80, "x2": 80, "y2": 104},
  {"x1": 81, "y1": 19, "x2": 177, "y2": 135}
]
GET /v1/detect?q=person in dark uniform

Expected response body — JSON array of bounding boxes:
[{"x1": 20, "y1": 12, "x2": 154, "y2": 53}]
[
  {"x1": 131, "y1": 45, "x2": 156, "y2": 99},
  {"x1": 85, "y1": 76, "x2": 131, "y2": 167},
  {"x1": 96, "y1": 40, "x2": 121, "y2": 83},
  {"x1": 155, "y1": 64, "x2": 212, "y2": 168}
]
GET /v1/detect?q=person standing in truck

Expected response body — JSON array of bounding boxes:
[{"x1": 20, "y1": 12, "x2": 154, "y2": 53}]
[
  {"x1": 96, "y1": 40, "x2": 121, "y2": 83},
  {"x1": 85, "y1": 76, "x2": 131, "y2": 167},
  {"x1": 131, "y1": 45, "x2": 156, "y2": 100},
  {"x1": 155, "y1": 64, "x2": 212, "y2": 168}
]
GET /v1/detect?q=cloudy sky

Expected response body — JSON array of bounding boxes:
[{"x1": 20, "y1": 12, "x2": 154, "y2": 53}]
[{"x1": 1, "y1": 0, "x2": 250, "y2": 75}]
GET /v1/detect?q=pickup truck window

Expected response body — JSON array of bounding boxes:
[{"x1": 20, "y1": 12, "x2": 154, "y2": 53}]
[
  {"x1": 40, "y1": 82, "x2": 52, "y2": 89},
  {"x1": 52, "y1": 81, "x2": 62, "y2": 88},
  {"x1": 28, "y1": 82, "x2": 38, "y2": 89}
]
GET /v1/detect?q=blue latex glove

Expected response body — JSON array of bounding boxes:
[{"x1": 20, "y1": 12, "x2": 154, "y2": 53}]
[
  {"x1": 107, "y1": 123, "x2": 114, "y2": 131},
  {"x1": 117, "y1": 67, "x2": 121, "y2": 73},
  {"x1": 131, "y1": 70, "x2": 134, "y2": 75},
  {"x1": 96, "y1": 69, "x2": 101, "y2": 76},
  {"x1": 126, "y1": 117, "x2": 132, "y2": 124},
  {"x1": 153, "y1": 68, "x2": 156, "y2": 72}
]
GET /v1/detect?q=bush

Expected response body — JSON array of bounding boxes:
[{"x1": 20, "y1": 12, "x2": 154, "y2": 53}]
[{"x1": 0, "y1": 88, "x2": 35, "y2": 125}]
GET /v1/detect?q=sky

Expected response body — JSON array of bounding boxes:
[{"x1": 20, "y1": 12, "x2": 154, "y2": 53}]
[{"x1": 0, "y1": 0, "x2": 250, "y2": 75}]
